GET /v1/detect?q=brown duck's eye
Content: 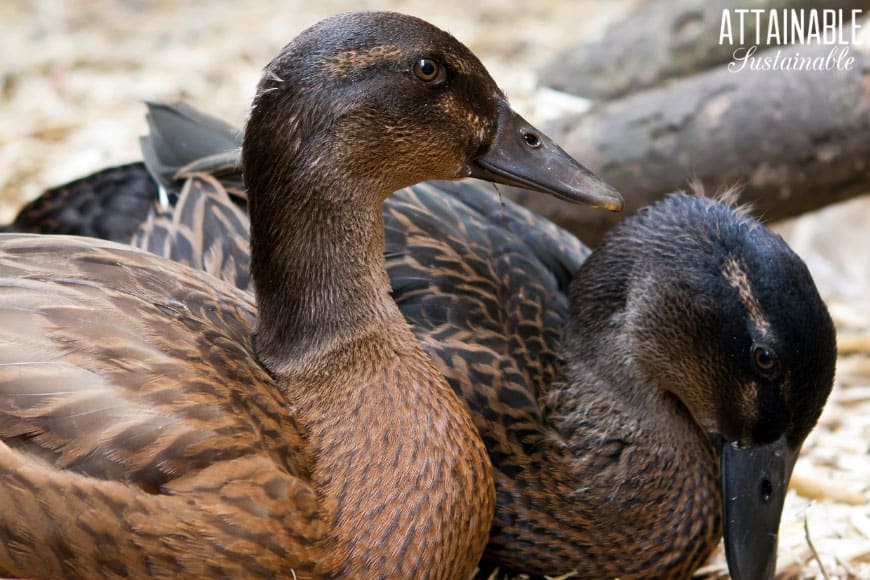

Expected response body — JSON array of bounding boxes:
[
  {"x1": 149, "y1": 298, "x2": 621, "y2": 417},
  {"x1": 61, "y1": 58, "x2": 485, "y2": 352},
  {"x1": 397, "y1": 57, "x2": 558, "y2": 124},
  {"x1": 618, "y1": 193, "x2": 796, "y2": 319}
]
[
  {"x1": 414, "y1": 58, "x2": 443, "y2": 82},
  {"x1": 752, "y1": 345, "x2": 777, "y2": 374}
]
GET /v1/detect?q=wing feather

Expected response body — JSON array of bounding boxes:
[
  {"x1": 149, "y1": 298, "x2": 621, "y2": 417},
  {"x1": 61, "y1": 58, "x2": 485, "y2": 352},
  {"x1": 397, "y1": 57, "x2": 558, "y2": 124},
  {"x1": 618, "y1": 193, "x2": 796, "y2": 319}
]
[{"x1": 0, "y1": 235, "x2": 305, "y2": 486}]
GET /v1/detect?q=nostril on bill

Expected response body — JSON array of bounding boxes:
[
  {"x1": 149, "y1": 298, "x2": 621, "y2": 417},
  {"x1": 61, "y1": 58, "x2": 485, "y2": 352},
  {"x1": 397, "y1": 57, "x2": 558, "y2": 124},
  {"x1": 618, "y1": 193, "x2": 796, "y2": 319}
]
[
  {"x1": 522, "y1": 130, "x2": 542, "y2": 148},
  {"x1": 760, "y1": 476, "x2": 773, "y2": 503}
]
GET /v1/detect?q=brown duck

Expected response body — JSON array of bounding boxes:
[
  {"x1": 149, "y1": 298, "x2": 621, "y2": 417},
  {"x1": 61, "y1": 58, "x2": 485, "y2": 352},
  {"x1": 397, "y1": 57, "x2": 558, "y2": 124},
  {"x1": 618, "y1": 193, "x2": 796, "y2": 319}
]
[{"x1": 0, "y1": 12, "x2": 624, "y2": 578}]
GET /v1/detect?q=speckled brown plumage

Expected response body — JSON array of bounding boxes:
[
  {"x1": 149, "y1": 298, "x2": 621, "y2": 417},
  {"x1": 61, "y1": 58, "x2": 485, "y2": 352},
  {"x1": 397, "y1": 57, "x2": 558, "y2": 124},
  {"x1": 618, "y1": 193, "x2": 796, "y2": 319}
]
[
  {"x1": 0, "y1": 236, "x2": 319, "y2": 577},
  {"x1": 132, "y1": 172, "x2": 251, "y2": 290}
]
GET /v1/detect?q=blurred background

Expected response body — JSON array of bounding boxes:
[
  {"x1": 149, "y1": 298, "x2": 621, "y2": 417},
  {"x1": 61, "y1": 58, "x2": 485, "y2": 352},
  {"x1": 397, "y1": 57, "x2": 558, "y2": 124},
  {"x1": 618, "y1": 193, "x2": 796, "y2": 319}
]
[{"x1": 1, "y1": 1, "x2": 867, "y2": 578}]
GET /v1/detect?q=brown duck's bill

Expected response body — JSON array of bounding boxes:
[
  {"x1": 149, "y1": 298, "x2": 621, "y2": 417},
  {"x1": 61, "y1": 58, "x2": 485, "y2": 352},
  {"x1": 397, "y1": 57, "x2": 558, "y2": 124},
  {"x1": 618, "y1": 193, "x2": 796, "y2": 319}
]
[
  {"x1": 467, "y1": 102, "x2": 623, "y2": 212},
  {"x1": 719, "y1": 435, "x2": 799, "y2": 580}
]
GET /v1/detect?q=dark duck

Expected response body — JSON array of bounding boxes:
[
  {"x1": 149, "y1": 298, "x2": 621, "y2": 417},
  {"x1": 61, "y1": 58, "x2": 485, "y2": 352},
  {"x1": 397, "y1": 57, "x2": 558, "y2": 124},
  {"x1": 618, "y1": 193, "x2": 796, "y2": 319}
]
[
  {"x1": 0, "y1": 12, "x2": 622, "y2": 578},
  {"x1": 385, "y1": 182, "x2": 836, "y2": 579},
  {"x1": 4, "y1": 36, "x2": 835, "y2": 580}
]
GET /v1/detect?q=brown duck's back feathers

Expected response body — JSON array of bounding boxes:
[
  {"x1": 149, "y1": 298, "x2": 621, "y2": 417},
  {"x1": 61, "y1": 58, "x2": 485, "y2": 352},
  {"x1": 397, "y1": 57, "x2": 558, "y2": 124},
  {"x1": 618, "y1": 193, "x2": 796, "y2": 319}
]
[
  {"x1": 0, "y1": 447, "x2": 327, "y2": 578},
  {"x1": 0, "y1": 235, "x2": 304, "y2": 480},
  {"x1": 385, "y1": 180, "x2": 586, "y2": 401},
  {"x1": 0, "y1": 235, "x2": 325, "y2": 577}
]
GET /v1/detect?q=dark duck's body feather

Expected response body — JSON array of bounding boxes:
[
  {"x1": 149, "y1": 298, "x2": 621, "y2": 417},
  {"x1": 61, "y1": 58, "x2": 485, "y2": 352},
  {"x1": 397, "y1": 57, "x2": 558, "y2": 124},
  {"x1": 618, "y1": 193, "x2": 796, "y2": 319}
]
[
  {"x1": 0, "y1": 12, "x2": 625, "y2": 578},
  {"x1": 7, "y1": 74, "x2": 835, "y2": 580},
  {"x1": 0, "y1": 162, "x2": 158, "y2": 241}
]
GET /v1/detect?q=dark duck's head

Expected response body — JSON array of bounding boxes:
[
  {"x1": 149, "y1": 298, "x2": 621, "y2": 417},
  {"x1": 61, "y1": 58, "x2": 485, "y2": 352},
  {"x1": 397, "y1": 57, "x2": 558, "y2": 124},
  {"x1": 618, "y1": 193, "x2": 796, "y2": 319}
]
[{"x1": 567, "y1": 193, "x2": 836, "y2": 580}]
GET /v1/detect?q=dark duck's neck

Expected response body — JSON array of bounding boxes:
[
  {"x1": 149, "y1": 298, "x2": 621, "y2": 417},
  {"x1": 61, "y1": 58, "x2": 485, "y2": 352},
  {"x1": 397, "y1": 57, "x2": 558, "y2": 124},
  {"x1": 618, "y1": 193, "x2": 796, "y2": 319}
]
[{"x1": 541, "y1": 219, "x2": 725, "y2": 578}]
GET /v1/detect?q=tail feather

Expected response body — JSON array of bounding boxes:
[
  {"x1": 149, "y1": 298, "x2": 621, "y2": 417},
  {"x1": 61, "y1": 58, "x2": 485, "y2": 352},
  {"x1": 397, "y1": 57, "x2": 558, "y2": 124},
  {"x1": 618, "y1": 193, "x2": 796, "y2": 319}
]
[{"x1": 141, "y1": 102, "x2": 242, "y2": 193}]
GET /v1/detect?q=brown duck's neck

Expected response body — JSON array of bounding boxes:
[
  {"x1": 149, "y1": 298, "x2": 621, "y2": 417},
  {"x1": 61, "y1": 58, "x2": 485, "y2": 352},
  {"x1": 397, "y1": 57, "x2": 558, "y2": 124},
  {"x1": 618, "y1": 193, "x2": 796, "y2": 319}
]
[{"x1": 249, "y1": 178, "x2": 397, "y2": 370}]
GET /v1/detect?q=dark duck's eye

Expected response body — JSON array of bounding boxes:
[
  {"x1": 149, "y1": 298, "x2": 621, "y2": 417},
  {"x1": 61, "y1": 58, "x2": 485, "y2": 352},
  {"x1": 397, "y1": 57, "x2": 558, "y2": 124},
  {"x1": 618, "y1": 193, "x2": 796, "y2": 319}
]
[
  {"x1": 752, "y1": 345, "x2": 778, "y2": 376},
  {"x1": 413, "y1": 58, "x2": 444, "y2": 83}
]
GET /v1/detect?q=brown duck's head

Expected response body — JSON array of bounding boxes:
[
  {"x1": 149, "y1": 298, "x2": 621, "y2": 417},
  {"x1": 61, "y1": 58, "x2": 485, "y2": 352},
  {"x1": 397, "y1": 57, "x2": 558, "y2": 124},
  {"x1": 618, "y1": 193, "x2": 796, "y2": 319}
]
[
  {"x1": 242, "y1": 11, "x2": 623, "y2": 210},
  {"x1": 572, "y1": 194, "x2": 836, "y2": 580}
]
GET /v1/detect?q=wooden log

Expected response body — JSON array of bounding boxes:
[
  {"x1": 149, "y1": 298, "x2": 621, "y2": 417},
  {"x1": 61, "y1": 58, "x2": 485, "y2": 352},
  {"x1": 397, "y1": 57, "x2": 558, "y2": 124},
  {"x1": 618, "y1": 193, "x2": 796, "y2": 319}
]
[
  {"x1": 540, "y1": 0, "x2": 870, "y2": 101},
  {"x1": 509, "y1": 42, "x2": 870, "y2": 246}
]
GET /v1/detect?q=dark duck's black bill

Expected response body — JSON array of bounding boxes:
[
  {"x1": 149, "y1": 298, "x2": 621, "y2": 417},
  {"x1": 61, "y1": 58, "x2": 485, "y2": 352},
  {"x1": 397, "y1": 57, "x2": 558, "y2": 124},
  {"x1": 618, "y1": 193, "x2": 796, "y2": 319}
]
[
  {"x1": 720, "y1": 436, "x2": 799, "y2": 580},
  {"x1": 467, "y1": 101, "x2": 623, "y2": 211}
]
